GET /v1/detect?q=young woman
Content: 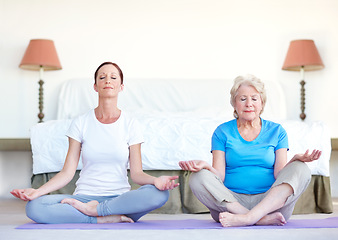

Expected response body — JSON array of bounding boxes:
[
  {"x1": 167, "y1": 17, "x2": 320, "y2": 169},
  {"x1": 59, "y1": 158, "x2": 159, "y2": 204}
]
[{"x1": 11, "y1": 62, "x2": 179, "y2": 224}]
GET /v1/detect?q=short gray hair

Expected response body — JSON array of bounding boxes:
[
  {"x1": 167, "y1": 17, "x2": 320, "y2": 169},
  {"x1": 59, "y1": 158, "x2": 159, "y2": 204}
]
[{"x1": 230, "y1": 74, "x2": 267, "y2": 118}]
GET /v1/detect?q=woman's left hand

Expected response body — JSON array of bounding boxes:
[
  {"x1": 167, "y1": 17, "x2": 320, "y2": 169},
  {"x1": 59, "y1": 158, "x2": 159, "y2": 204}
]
[
  {"x1": 291, "y1": 149, "x2": 322, "y2": 163},
  {"x1": 154, "y1": 176, "x2": 179, "y2": 191}
]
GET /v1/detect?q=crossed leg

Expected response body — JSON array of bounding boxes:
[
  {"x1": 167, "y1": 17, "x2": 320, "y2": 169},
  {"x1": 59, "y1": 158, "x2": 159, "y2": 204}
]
[
  {"x1": 61, "y1": 185, "x2": 168, "y2": 224},
  {"x1": 190, "y1": 170, "x2": 290, "y2": 227},
  {"x1": 219, "y1": 183, "x2": 292, "y2": 227},
  {"x1": 61, "y1": 199, "x2": 134, "y2": 223}
]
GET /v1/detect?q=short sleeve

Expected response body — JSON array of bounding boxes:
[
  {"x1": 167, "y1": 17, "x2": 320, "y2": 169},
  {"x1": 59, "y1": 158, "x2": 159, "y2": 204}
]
[
  {"x1": 211, "y1": 126, "x2": 227, "y2": 152},
  {"x1": 276, "y1": 125, "x2": 289, "y2": 151},
  {"x1": 66, "y1": 116, "x2": 82, "y2": 143},
  {"x1": 128, "y1": 118, "x2": 144, "y2": 146}
]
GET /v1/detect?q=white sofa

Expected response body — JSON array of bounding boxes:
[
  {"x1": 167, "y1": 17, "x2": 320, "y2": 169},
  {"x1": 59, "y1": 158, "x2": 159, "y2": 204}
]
[{"x1": 30, "y1": 78, "x2": 332, "y2": 214}]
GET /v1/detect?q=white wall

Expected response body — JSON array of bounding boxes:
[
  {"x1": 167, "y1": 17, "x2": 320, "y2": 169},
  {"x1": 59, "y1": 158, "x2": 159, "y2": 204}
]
[
  {"x1": 1, "y1": 0, "x2": 338, "y2": 199},
  {"x1": 0, "y1": 0, "x2": 338, "y2": 138},
  {"x1": 0, "y1": 152, "x2": 32, "y2": 198}
]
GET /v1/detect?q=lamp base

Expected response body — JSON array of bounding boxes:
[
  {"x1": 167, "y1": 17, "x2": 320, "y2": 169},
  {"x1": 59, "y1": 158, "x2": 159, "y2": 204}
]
[
  {"x1": 38, "y1": 79, "x2": 44, "y2": 123},
  {"x1": 300, "y1": 80, "x2": 306, "y2": 121}
]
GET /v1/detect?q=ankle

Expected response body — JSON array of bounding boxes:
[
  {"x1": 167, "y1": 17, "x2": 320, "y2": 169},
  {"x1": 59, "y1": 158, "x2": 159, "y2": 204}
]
[{"x1": 244, "y1": 212, "x2": 260, "y2": 225}]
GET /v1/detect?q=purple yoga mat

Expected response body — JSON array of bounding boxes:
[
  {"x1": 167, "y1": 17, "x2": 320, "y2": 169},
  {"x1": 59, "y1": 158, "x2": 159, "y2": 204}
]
[{"x1": 16, "y1": 217, "x2": 338, "y2": 230}]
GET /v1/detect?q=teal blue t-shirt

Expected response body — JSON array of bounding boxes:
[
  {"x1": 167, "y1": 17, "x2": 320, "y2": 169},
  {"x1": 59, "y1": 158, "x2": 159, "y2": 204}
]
[{"x1": 211, "y1": 118, "x2": 288, "y2": 194}]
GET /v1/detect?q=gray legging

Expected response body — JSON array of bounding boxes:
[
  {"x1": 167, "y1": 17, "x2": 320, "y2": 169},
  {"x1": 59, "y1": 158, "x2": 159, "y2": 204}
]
[{"x1": 26, "y1": 185, "x2": 168, "y2": 224}]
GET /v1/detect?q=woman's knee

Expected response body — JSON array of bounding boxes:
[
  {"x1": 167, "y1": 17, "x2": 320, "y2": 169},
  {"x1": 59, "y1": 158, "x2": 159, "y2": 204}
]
[
  {"x1": 289, "y1": 161, "x2": 311, "y2": 182},
  {"x1": 26, "y1": 197, "x2": 46, "y2": 223},
  {"x1": 139, "y1": 185, "x2": 169, "y2": 207},
  {"x1": 189, "y1": 169, "x2": 215, "y2": 191},
  {"x1": 25, "y1": 194, "x2": 70, "y2": 223}
]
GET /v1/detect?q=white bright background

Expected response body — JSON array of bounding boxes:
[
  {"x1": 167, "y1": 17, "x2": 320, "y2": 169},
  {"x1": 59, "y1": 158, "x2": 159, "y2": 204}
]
[{"x1": 0, "y1": 0, "x2": 337, "y2": 137}]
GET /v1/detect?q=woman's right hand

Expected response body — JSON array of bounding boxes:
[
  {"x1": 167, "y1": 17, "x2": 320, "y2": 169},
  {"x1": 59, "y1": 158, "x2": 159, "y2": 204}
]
[
  {"x1": 179, "y1": 160, "x2": 209, "y2": 172},
  {"x1": 10, "y1": 188, "x2": 41, "y2": 201}
]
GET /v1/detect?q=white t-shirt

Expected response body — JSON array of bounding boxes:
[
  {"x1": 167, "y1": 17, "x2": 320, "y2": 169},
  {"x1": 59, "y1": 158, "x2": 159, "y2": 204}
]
[{"x1": 66, "y1": 110, "x2": 144, "y2": 196}]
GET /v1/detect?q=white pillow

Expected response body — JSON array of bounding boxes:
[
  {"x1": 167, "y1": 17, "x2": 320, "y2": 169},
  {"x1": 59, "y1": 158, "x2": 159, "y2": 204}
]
[{"x1": 30, "y1": 119, "x2": 83, "y2": 174}]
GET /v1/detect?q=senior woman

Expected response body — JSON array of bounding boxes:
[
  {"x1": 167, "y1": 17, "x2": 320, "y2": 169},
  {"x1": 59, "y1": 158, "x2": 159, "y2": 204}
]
[{"x1": 179, "y1": 74, "x2": 321, "y2": 227}]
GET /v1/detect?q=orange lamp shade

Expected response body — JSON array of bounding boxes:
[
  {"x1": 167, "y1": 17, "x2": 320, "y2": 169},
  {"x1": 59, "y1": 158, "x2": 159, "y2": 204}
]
[
  {"x1": 19, "y1": 39, "x2": 62, "y2": 71},
  {"x1": 282, "y1": 39, "x2": 324, "y2": 71}
]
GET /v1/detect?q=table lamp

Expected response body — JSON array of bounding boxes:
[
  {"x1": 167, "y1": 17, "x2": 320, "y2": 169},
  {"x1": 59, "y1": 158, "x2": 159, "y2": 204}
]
[
  {"x1": 19, "y1": 39, "x2": 62, "y2": 122},
  {"x1": 282, "y1": 39, "x2": 324, "y2": 121}
]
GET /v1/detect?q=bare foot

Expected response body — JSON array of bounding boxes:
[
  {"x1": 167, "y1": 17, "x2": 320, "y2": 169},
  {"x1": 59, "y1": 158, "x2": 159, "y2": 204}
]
[
  {"x1": 219, "y1": 212, "x2": 253, "y2": 227},
  {"x1": 61, "y1": 199, "x2": 99, "y2": 217},
  {"x1": 256, "y1": 212, "x2": 286, "y2": 226},
  {"x1": 219, "y1": 212, "x2": 286, "y2": 227},
  {"x1": 97, "y1": 215, "x2": 134, "y2": 224}
]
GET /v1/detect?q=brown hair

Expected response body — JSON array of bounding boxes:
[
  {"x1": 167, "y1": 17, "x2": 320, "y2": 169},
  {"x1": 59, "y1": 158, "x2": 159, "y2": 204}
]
[{"x1": 94, "y1": 62, "x2": 124, "y2": 84}]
